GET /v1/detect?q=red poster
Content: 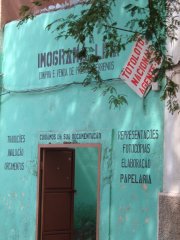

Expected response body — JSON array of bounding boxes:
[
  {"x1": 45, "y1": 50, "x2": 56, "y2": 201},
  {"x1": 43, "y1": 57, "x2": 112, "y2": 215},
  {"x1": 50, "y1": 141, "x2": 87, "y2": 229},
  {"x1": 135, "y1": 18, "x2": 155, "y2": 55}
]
[{"x1": 120, "y1": 37, "x2": 161, "y2": 97}]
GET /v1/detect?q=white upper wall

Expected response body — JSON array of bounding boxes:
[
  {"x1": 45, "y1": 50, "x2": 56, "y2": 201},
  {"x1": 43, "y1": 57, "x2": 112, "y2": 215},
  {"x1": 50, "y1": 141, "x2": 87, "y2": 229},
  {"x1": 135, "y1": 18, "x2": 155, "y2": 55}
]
[{"x1": 164, "y1": 13, "x2": 180, "y2": 193}]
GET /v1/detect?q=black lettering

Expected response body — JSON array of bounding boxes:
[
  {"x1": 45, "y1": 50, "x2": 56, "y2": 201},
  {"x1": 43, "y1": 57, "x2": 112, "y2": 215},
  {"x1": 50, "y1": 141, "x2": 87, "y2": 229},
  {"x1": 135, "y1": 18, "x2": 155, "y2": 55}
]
[
  {"x1": 8, "y1": 135, "x2": 26, "y2": 143},
  {"x1": 4, "y1": 162, "x2": 24, "y2": 170},
  {"x1": 120, "y1": 173, "x2": 151, "y2": 184},
  {"x1": 38, "y1": 53, "x2": 46, "y2": 68},
  {"x1": 118, "y1": 129, "x2": 159, "y2": 140},
  {"x1": 8, "y1": 148, "x2": 24, "y2": 157}
]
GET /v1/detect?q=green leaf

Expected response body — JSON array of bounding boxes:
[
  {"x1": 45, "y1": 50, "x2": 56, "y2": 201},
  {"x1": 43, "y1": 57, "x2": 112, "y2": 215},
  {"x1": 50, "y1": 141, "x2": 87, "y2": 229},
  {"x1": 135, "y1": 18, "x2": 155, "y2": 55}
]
[{"x1": 19, "y1": 5, "x2": 30, "y2": 17}]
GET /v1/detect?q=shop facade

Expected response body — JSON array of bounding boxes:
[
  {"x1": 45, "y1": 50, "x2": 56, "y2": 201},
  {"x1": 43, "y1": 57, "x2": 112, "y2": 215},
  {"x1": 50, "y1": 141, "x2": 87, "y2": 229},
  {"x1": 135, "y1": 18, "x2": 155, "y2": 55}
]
[{"x1": 0, "y1": 0, "x2": 178, "y2": 239}]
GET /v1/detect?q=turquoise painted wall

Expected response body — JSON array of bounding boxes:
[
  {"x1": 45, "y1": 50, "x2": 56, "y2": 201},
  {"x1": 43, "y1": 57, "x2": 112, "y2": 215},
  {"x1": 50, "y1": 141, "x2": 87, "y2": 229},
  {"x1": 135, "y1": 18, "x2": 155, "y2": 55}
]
[{"x1": 0, "y1": 1, "x2": 164, "y2": 239}]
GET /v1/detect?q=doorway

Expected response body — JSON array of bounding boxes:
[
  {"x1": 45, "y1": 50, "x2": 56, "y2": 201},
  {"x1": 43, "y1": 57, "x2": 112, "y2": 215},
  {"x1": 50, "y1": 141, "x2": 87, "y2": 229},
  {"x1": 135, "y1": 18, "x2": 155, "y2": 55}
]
[
  {"x1": 37, "y1": 144, "x2": 101, "y2": 240},
  {"x1": 37, "y1": 148, "x2": 75, "y2": 240}
]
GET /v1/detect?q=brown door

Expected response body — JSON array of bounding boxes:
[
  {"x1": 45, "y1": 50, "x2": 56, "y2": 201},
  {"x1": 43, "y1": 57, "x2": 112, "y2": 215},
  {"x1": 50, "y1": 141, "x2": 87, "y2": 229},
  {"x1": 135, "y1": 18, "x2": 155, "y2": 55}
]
[{"x1": 38, "y1": 148, "x2": 75, "y2": 240}]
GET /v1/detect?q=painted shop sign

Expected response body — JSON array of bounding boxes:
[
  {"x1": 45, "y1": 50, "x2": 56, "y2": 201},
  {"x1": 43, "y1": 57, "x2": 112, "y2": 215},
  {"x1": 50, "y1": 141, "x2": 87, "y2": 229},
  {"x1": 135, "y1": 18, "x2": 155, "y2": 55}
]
[
  {"x1": 37, "y1": 43, "x2": 117, "y2": 80},
  {"x1": 4, "y1": 134, "x2": 26, "y2": 171},
  {"x1": 120, "y1": 37, "x2": 161, "y2": 97},
  {"x1": 118, "y1": 129, "x2": 160, "y2": 184},
  {"x1": 39, "y1": 131, "x2": 102, "y2": 143}
]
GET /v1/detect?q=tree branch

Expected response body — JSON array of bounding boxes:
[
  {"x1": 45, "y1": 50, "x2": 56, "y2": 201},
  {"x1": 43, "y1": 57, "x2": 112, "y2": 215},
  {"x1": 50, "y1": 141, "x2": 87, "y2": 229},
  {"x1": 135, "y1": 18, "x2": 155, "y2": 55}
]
[{"x1": 103, "y1": 24, "x2": 139, "y2": 34}]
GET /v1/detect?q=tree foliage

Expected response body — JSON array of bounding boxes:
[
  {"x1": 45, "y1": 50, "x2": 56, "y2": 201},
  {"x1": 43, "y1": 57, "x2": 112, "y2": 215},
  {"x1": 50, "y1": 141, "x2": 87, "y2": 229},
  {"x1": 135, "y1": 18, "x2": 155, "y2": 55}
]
[{"x1": 18, "y1": 0, "x2": 180, "y2": 113}]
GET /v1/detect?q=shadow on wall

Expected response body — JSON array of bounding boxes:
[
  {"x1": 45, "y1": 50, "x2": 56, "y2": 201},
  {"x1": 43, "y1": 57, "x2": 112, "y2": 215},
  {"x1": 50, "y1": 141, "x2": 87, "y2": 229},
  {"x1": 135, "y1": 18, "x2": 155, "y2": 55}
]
[{"x1": 74, "y1": 204, "x2": 96, "y2": 240}]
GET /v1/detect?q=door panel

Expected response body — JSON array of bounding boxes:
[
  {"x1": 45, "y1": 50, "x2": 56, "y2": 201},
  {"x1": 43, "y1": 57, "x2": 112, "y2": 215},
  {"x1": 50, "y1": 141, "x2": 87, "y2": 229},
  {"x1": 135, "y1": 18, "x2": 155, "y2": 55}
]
[
  {"x1": 44, "y1": 150, "x2": 73, "y2": 189},
  {"x1": 39, "y1": 148, "x2": 75, "y2": 240},
  {"x1": 43, "y1": 193, "x2": 71, "y2": 231},
  {"x1": 44, "y1": 234, "x2": 70, "y2": 240}
]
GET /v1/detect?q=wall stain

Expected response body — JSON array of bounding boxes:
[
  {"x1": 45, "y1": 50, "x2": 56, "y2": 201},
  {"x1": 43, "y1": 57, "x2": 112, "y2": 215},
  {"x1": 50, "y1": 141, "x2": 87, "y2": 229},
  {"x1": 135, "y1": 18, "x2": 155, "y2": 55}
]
[{"x1": 26, "y1": 160, "x2": 38, "y2": 176}]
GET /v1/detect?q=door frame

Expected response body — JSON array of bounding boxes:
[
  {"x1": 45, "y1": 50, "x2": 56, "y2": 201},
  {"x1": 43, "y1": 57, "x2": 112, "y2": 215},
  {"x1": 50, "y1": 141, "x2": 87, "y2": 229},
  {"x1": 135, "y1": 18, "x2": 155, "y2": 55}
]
[{"x1": 36, "y1": 143, "x2": 101, "y2": 240}]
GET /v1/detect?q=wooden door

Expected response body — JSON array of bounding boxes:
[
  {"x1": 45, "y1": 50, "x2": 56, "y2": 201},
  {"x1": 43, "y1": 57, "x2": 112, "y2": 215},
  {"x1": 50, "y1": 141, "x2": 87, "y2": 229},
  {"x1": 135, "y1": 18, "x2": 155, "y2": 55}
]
[{"x1": 38, "y1": 148, "x2": 75, "y2": 240}]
